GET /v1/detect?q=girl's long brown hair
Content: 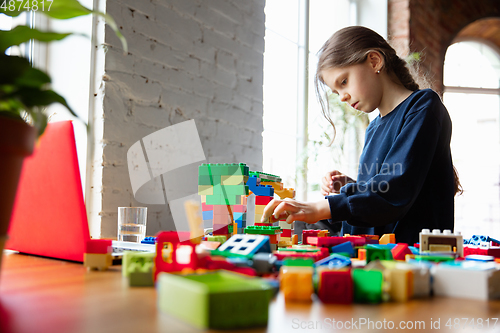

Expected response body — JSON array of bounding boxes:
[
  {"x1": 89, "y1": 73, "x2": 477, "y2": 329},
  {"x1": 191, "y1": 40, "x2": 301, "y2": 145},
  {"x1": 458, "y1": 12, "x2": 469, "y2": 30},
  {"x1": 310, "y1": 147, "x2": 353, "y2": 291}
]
[{"x1": 314, "y1": 26, "x2": 462, "y2": 195}]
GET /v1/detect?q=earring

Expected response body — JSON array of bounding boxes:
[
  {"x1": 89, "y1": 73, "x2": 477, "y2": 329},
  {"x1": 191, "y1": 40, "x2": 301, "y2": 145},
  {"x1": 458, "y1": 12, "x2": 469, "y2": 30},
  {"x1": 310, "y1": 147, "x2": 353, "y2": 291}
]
[{"x1": 377, "y1": 70, "x2": 380, "y2": 74}]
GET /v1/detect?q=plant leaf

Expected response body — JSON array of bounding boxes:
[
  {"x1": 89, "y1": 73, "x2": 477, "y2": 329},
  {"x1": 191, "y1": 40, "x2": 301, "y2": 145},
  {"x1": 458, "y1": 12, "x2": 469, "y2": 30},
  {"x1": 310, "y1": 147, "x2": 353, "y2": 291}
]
[
  {"x1": 0, "y1": 26, "x2": 71, "y2": 52},
  {"x1": 0, "y1": 55, "x2": 50, "y2": 88}
]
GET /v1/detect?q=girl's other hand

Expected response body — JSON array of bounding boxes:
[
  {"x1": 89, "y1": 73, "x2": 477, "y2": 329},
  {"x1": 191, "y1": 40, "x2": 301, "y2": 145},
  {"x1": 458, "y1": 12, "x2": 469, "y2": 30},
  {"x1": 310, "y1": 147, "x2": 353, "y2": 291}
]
[
  {"x1": 260, "y1": 198, "x2": 331, "y2": 224},
  {"x1": 320, "y1": 170, "x2": 355, "y2": 196}
]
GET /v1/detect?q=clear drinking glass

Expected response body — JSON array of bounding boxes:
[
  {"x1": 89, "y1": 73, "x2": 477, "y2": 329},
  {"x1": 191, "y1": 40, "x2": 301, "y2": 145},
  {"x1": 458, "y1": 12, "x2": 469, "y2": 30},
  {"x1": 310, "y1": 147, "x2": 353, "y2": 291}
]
[{"x1": 117, "y1": 207, "x2": 147, "y2": 242}]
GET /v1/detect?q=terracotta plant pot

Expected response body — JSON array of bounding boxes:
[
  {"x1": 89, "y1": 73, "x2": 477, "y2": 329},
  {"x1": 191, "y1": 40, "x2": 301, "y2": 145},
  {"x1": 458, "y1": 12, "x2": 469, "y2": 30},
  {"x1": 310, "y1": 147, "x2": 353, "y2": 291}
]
[{"x1": 0, "y1": 117, "x2": 36, "y2": 276}]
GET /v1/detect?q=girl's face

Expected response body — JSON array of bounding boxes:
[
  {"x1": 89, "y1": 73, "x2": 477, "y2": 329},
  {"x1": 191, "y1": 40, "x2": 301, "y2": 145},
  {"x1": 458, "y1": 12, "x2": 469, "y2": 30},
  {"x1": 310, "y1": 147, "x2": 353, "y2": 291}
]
[{"x1": 320, "y1": 59, "x2": 383, "y2": 113}]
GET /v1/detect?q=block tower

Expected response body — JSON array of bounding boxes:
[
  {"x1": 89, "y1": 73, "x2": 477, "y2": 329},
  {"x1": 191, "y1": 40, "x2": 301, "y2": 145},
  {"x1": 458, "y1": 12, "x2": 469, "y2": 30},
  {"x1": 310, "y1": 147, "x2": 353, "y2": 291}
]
[{"x1": 198, "y1": 163, "x2": 249, "y2": 241}]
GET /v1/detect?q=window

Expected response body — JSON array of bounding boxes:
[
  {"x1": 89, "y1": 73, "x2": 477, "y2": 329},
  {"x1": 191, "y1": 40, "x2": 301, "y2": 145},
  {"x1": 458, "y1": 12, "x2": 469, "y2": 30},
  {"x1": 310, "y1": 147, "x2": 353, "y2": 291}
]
[{"x1": 444, "y1": 41, "x2": 500, "y2": 238}]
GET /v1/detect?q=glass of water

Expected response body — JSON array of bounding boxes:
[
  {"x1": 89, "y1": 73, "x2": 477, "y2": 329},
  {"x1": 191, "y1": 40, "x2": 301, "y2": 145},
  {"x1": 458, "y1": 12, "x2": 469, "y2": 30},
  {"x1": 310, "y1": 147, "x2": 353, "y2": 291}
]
[{"x1": 117, "y1": 207, "x2": 147, "y2": 242}]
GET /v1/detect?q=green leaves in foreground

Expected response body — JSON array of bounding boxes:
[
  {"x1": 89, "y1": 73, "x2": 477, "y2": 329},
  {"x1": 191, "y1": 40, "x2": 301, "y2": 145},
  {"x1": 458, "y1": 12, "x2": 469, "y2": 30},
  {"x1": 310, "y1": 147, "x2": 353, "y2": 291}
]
[
  {"x1": 0, "y1": 26, "x2": 70, "y2": 52},
  {"x1": 0, "y1": 0, "x2": 127, "y2": 52}
]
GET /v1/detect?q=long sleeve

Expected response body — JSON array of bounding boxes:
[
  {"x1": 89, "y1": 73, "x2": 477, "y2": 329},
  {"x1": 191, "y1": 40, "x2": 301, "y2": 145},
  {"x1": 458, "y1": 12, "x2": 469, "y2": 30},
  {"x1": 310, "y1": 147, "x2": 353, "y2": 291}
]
[{"x1": 325, "y1": 89, "x2": 454, "y2": 240}]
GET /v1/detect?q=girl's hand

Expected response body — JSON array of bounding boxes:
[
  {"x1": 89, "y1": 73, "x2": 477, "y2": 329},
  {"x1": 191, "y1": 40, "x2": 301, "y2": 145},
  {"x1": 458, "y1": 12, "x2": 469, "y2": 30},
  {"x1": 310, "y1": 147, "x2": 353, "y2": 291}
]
[
  {"x1": 260, "y1": 198, "x2": 331, "y2": 224},
  {"x1": 320, "y1": 170, "x2": 355, "y2": 196}
]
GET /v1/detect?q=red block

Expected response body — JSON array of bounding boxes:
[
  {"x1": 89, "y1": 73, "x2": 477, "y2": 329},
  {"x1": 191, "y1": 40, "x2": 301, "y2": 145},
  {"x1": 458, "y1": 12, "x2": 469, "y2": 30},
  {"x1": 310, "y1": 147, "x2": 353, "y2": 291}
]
[
  {"x1": 232, "y1": 205, "x2": 247, "y2": 213},
  {"x1": 201, "y1": 202, "x2": 213, "y2": 211},
  {"x1": 302, "y1": 230, "x2": 320, "y2": 245},
  {"x1": 86, "y1": 239, "x2": 112, "y2": 254},
  {"x1": 213, "y1": 205, "x2": 231, "y2": 216},
  {"x1": 391, "y1": 243, "x2": 412, "y2": 260},
  {"x1": 318, "y1": 270, "x2": 353, "y2": 304},
  {"x1": 255, "y1": 222, "x2": 273, "y2": 227},
  {"x1": 255, "y1": 196, "x2": 272, "y2": 205},
  {"x1": 281, "y1": 229, "x2": 292, "y2": 238},
  {"x1": 317, "y1": 236, "x2": 366, "y2": 248},
  {"x1": 213, "y1": 225, "x2": 230, "y2": 235}
]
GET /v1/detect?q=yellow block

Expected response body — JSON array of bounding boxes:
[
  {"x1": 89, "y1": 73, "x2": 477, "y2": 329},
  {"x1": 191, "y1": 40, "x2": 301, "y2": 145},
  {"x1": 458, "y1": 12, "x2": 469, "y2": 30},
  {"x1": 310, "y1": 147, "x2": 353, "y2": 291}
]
[
  {"x1": 221, "y1": 175, "x2": 244, "y2": 185},
  {"x1": 388, "y1": 268, "x2": 414, "y2": 302},
  {"x1": 254, "y1": 204, "x2": 266, "y2": 214},
  {"x1": 198, "y1": 185, "x2": 213, "y2": 196},
  {"x1": 274, "y1": 188, "x2": 295, "y2": 199},
  {"x1": 429, "y1": 244, "x2": 452, "y2": 252},
  {"x1": 280, "y1": 266, "x2": 314, "y2": 302},
  {"x1": 379, "y1": 233, "x2": 396, "y2": 245}
]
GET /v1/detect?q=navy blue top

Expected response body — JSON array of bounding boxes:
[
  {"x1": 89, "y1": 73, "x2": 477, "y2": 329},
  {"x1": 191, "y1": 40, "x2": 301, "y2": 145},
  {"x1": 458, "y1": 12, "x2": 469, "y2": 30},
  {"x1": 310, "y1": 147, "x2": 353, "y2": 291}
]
[{"x1": 326, "y1": 89, "x2": 455, "y2": 245}]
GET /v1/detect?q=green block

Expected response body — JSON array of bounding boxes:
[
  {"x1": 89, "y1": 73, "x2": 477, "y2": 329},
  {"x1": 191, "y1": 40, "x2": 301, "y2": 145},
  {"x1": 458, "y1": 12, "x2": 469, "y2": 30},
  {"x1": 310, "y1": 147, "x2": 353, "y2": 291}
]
[
  {"x1": 207, "y1": 235, "x2": 227, "y2": 244},
  {"x1": 365, "y1": 245, "x2": 393, "y2": 263},
  {"x1": 212, "y1": 184, "x2": 246, "y2": 196},
  {"x1": 244, "y1": 226, "x2": 282, "y2": 235},
  {"x1": 122, "y1": 251, "x2": 156, "y2": 277},
  {"x1": 352, "y1": 269, "x2": 383, "y2": 303},
  {"x1": 414, "y1": 254, "x2": 455, "y2": 262},
  {"x1": 199, "y1": 164, "x2": 211, "y2": 175},
  {"x1": 158, "y1": 271, "x2": 273, "y2": 329},
  {"x1": 129, "y1": 271, "x2": 154, "y2": 287},
  {"x1": 206, "y1": 194, "x2": 226, "y2": 205},
  {"x1": 283, "y1": 257, "x2": 314, "y2": 267},
  {"x1": 199, "y1": 175, "x2": 221, "y2": 186}
]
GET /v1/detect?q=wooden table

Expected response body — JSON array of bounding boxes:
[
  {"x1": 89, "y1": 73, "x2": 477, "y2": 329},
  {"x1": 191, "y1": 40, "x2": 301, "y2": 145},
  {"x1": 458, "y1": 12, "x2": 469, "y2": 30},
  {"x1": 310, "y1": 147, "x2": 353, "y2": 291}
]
[{"x1": 1, "y1": 251, "x2": 500, "y2": 333}]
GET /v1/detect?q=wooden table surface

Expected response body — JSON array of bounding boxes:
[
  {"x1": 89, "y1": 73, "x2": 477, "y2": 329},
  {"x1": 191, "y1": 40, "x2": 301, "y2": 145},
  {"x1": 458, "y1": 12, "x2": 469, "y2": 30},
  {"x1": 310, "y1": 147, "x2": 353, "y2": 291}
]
[{"x1": 1, "y1": 251, "x2": 500, "y2": 333}]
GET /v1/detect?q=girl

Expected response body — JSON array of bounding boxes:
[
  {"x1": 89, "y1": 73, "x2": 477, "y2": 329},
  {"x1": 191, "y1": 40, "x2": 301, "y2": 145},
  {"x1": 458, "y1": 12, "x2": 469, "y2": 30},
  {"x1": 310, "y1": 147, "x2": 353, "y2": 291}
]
[{"x1": 261, "y1": 26, "x2": 461, "y2": 245}]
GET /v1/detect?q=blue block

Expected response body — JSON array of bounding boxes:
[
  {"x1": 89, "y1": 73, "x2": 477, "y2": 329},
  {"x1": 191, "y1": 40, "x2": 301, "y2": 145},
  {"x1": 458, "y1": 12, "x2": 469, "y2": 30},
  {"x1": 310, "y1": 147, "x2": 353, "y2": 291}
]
[
  {"x1": 246, "y1": 176, "x2": 274, "y2": 196},
  {"x1": 315, "y1": 253, "x2": 351, "y2": 269},
  {"x1": 331, "y1": 241, "x2": 354, "y2": 256},
  {"x1": 202, "y1": 210, "x2": 213, "y2": 220}
]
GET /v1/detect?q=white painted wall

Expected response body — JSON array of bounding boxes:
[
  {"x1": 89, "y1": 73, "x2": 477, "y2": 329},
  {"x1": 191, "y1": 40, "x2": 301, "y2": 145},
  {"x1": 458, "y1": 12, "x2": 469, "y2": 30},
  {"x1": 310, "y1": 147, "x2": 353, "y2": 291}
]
[{"x1": 87, "y1": 0, "x2": 266, "y2": 238}]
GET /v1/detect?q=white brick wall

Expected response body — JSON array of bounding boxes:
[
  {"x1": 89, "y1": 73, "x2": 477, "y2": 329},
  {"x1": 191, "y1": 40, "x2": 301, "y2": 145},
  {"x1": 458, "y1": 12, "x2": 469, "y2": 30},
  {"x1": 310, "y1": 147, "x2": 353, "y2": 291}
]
[{"x1": 90, "y1": 0, "x2": 265, "y2": 238}]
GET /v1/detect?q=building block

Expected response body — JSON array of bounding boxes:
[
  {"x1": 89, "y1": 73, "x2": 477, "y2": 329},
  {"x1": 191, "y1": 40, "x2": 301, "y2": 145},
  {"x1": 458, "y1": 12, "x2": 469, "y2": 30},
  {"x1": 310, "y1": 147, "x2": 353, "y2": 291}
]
[
  {"x1": 391, "y1": 243, "x2": 413, "y2": 261},
  {"x1": 141, "y1": 236, "x2": 156, "y2": 245},
  {"x1": 246, "y1": 176, "x2": 274, "y2": 197},
  {"x1": 207, "y1": 235, "x2": 228, "y2": 243},
  {"x1": 244, "y1": 226, "x2": 282, "y2": 235},
  {"x1": 317, "y1": 269, "x2": 353, "y2": 304},
  {"x1": 352, "y1": 269, "x2": 384, "y2": 303},
  {"x1": 213, "y1": 234, "x2": 271, "y2": 257},
  {"x1": 365, "y1": 245, "x2": 394, "y2": 262},
  {"x1": 315, "y1": 253, "x2": 351, "y2": 269},
  {"x1": 316, "y1": 236, "x2": 366, "y2": 248},
  {"x1": 432, "y1": 261, "x2": 500, "y2": 300},
  {"x1": 154, "y1": 231, "x2": 199, "y2": 280},
  {"x1": 202, "y1": 210, "x2": 214, "y2": 220},
  {"x1": 419, "y1": 229, "x2": 463, "y2": 257},
  {"x1": 84, "y1": 253, "x2": 112, "y2": 271},
  {"x1": 386, "y1": 266, "x2": 413, "y2": 302},
  {"x1": 379, "y1": 233, "x2": 396, "y2": 245},
  {"x1": 122, "y1": 251, "x2": 155, "y2": 287},
  {"x1": 331, "y1": 242, "x2": 355, "y2": 257},
  {"x1": 464, "y1": 245, "x2": 500, "y2": 258},
  {"x1": 157, "y1": 271, "x2": 273, "y2": 329},
  {"x1": 255, "y1": 196, "x2": 272, "y2": 205},
  {"x1": 280, "y1": 266, "x2": 314, "y2": 302},
  {"x1": 85, "y1": 239, "x2": 112, "y2": 254}
]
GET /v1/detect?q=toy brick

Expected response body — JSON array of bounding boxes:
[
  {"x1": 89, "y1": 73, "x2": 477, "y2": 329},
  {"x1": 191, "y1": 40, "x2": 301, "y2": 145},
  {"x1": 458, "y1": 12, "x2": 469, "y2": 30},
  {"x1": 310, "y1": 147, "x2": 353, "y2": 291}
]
[
  {"x1": 85, "y1": 239, "x2": 112, "y2": 254},
  {"x1": 379, "y1": 233, "x2": 396, "y2": 245},
  {"x1": 141, "y1": 236, "x2": 156, "y2": 245},
  {"x1": 232, "y1": 205, "x2": 247, "y2": 213},
  {"x1": 198, "y1": 175, "x2": 214, "y2": 186},
  {"x1": 255, "y1": 196, "x2": 272, "y2": 205},
  {"x1": 260, "y1": 181, "x2": 283, "y2": 191},
  {"x1": 216, "y1": 234, "x2": 271, "y2": 256},
  {"x1": 84, "y1": 253, "x2": 112, "y2": 271},
  {"x1": 268, "y1": 234, "x2": 278, "y2": 244},
  {"x1": 201, "y1": 202, "x2": 213, "y2": 211},
  {"x1": 244, "y1": 226, "x2": 282, "y2": 235},
  {"x1": 419, "y1": 229, "x2": 463, "y2": 257},
  {"x1": 280, "y1": 266, "x2": 314, "y2": 302},
  {"x1": 316, "y1": 236, "x2": 366, "y2": 248},
  {"x1": 213, "y1": 225, "x2": 231, "y2": 235},
  {"x1": 213, "y1": 205, "x2": 232, "y2": 216},
  {"x1": 387, "y1": 267, "x2": 413, "y2": 302},
  {"x1": 246, "y1": 176, "x2": 274, "y2": 197},
  {"x1": 432, "y1": 261, "x2": 500, "y2": 300},
  {"x1": 129, "y1": 271, "x2": 154, "y2": 287},
  {"x1": 198, "y1": 185, "x2": 213, "y2": 196},
  {"x1": 366, "y1": 245, "x2": 393, "y2": 263},
  {"x1": 254, "y1": 204, "x2": 266, "y2": 215},
  {"x1": 278, "y1": 238, "x2": 293, "y2": 247},
  {"x1": 122, "y1": 251, "x2": 155, "y2": 286},
  {"x1": 233, "y1": 212, "x2": 246, "y2": 221},
  {"x1": 274, "y1": 188, "x2": 295, "y2": 199},
  {"x1": 207, "y1": 235, "x2": 228, "y2": 243},
  {"x1": 315, "y1": 253, "x2": 351, "y2": 269},
  {"x1": 318, "y1": 269, "x2": 353, "y2": 304},
  {"x1": 213, "y1": 215, "x2": 232, "y2": 226},
  {"x1": 352, "y1": 269, "x2": 383, "y2": 303},
  {"x1": 464, "y1": 245, "x2": 500, "y2": 258},
  {"x1": 202, "y1": 210, "x2": 213, "y2": 220},
  {"x1": 221, "y1": 175, "x2": 244, "y2": 185},
  {"x1": 283, "y1": 257, "x2": 314, "y2": 267},
  {"x1": 331, "y1": 242, "x2": 355, "y2": 257},
  {"x1": 281, "y1": 229, "x2": 292, "y2": 238},
  {"x1": 254, "y1": 222, "x2": 273, "y2": 227},
  {"x1": 391, "y1": 243, "x2": 413, "y2": 260},
  {"x1": 279, "y1": 220, "x2": 293, "y2": 230},
  {"x1": 157, "y1": 271, "x2": 273, "y2": 329}
]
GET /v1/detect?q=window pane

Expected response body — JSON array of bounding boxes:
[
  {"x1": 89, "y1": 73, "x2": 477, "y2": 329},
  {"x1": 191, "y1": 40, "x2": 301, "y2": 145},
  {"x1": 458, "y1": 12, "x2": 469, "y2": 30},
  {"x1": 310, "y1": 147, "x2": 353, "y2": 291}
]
[
  {"x1": 264, "y1": 0, "x2": 299, "y2": 44},
  {"x1": 444, "y1": 92, "x2": 500, "y2": 238}
]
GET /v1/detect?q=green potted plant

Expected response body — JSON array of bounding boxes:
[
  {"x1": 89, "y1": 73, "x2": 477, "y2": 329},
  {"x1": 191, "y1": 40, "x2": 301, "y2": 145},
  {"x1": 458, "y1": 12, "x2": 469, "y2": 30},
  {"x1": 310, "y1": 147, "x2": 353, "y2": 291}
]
[{"x1": 0, "y1": 0, "x2": 126, "y2": 274}]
